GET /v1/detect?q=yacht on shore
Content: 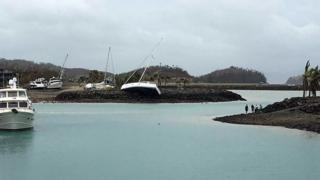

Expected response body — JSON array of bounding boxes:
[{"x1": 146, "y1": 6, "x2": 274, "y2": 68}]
[
  {"x1": 121, "y1": 81, "x2": 161, "y2": 95},
  {"x1": 29, "y1": 78, "x2": 47, "y2": 89},
  {"x1": 0, "y1": 78, "x2": 34, "y2": 130},
  {"x1": 85, "y1": 47, "x2": 115, "y2": 90},
  {"x1": 47, "y1": 54, "x2": 68, "y2": 89},
  {"x1": 121, "y1": 39, "x2": 163, "y2": 96}
]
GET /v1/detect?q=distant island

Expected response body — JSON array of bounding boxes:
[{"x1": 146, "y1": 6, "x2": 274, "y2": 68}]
[{"x1": 286, "y1": 75, "x2": 303, "y2": 85}]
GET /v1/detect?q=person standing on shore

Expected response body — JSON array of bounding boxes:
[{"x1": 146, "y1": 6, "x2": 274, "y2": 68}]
[
  {"x1": 255, "y1": 105, "x2": 259, "y2": 113},
  {"x1": 245, "y1": 104, "x2": 248, "y2": 114},
  {"x1": 251, "y1": 104, "x2": 254, "y2": 113}
]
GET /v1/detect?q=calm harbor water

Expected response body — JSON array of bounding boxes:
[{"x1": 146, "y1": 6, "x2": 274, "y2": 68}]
[{"x1": 0, "y1": 90, "x2": 319, "y2": 180}]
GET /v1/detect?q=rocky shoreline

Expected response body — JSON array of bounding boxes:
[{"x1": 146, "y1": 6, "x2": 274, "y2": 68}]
[
  {"x1": 52, "y1": 87, "x2": 245, "y2": 103},
  {"x1": 214, "y1": 97, "x2": 320, "y2": 133}
]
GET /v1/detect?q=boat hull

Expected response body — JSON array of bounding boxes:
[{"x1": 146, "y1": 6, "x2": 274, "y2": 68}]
[
  {"x1": 47, "y1": 81, "x2": 63, "y2": 89},
  {"x1": 121, "y1": 82, "x2": 161, "y2": 96},
  {"x1": 0, "y1": 110, "x2": 34, "y2": 130}
]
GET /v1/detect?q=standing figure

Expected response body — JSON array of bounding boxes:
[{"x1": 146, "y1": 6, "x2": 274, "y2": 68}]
[
  {"x1": 251, "y1": 104, "x2": 255, "y2": 113},
  {"x1": 245, "y1": 104, "x2": 248, "y2": 114}
]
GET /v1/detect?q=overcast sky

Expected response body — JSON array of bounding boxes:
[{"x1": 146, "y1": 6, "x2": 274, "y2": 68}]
[{"x1": 1, "y1": 0, "x2": 320, "y2": 83}]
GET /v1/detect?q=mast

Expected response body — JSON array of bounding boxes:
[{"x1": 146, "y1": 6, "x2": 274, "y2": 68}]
[
  {"x1": 104, "y1": 47, "x2": 111, "y2": 84},
  {"x1": 139, "y1": 55, "x2": 155, "y2": 82},
  {"x1": 111, "y1": 52, "x2": 116, "y2": 85},
  {"x1": 59, "y1": 54, "x2": 69, "y2": 80},
  {"x1": 125, "y1": 38, "x2": 163, "y2": 84}
]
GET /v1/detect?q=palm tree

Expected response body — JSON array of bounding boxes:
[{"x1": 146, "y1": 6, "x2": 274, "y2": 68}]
[
  {"x1": 303, "y1": 60, "x2": 310, "y2": 97},
  {"x1": 307, "y1": 66, "x2": 320, "y2": 97}
]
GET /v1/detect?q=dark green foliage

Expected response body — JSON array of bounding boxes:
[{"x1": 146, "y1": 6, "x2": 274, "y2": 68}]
[
  {"x1": 116, "y1": 65, "x2": 192, "y2": 85},
  {"x1": 0, "y1": 58, "x2": 59, "y2": 85},
  {"x1": 77, "y1": 76, "x2": 89, "y2": 83},
  {"x1": 196, "y1": 66, "x2": 267, "y2": 83},
  {"x1": 0, "y1": 58, "x2": 105, "y2": 85},
  {"x1": 88, "y1": 70, "x2": 104, "y2": 83}
]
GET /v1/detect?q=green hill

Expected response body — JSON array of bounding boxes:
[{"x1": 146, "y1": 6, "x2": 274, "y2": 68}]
[
  {"x1": 0, "y1": 58, "x2": 92, "y2": 85},
  {"x1": 196, "y1": 66, "x2": 267, "y2": 84},
  {"x1": 115, "y1": 65, "x2": 192, "y2": 86},
  {"x1": 0, "y1": 58, "x2": 192, "y2": 86}
]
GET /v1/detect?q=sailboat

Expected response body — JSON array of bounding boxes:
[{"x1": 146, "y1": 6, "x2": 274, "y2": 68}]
[
  {"x1": 121, "y1": 40, "x2": 162, "y2": 96},
  {"x1": 47, "y1": 54, "x2": 68, "y2": 89},
  {"x1": 85, "y1": 47, "x2": 115, "y2": 90},
  {"x1": 120, "y1": 78, "x2": 161, "y2": 95}
]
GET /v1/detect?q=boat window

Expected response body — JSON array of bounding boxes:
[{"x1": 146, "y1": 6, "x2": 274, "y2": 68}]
[
  {"x1": 19, "y1": 91, "x2": 26, "y2": 97},
  {"x1": 0, "y1": 102, "x2": 7, "y2": 108},
  {"x1": 19, "y1": 101, "x2": 28, "y2": 108},
  {"x1": 0, "y1": 92, "x2": 6, "y2": 98},
  {"x1": 8, "y1": 91, "x2": 17, "y2": 97},
  {"x1": 8, "y1": 102, "x2": 18, "y2": 108}
]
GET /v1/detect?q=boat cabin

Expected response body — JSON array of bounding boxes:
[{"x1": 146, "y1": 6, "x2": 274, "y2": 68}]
[{"x1": 0, "y1": 89, "x2": 31, "y2": 109}]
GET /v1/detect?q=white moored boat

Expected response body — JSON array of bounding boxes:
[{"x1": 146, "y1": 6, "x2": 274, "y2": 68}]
[{"x1": 0, "y1": 78, "x2": 34, "y2": 130}]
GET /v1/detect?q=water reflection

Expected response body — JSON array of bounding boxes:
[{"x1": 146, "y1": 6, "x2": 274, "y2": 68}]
[{"x1": 0, "y1": 130, "x2": 34, "y2": 154}]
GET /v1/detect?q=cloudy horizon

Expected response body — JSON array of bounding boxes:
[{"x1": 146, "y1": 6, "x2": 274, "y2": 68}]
[{"x1": 1, "y1": 0, "x2": 320, "y2": 83}]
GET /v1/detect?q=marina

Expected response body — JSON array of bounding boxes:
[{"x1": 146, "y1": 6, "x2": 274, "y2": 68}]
[
  {"x1": 0, "y1": 90, "x2": 319, "y2": 180},
  {"x1": 0, "y1": 1, "x2": 319, "y2": 179}
]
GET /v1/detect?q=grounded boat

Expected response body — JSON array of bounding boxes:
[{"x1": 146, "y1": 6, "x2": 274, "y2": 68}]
[
  {"x1": 85, "y1": 47, "x2": 116, "y2": 90},
  {"x1": 29, "y1": 77, "x2": 47, "y2": 89},
  {"x1": 85, "y1": 81, "x2": 114, "y2": 90},
  {"x1": 121, "y1": 40, "x2": 162, "y2": 96},
  {"x1": 0, "y1": 78, "x2": 34, "y2": 130},
  {"x1": 47, "y1": 77, "x2": 63, "y2": 89},
  {"x1": 121, "y1": 81, "x2": 161, "y2": 95},
  {"x1": 47, "y1": 54, "x2": 69, "y2": 89}
]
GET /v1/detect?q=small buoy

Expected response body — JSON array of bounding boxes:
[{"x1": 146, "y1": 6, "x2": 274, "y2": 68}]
[{"x1": 158, "y1": 123, "x2": 160, "y2": 125}]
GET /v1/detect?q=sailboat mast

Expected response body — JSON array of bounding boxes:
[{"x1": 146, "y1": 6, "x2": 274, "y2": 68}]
[
  {"x1": 59, "y1": 54, "x2": 68, "y2": 80},
  {"x1": 104, "y1": 47, "x2": 111, "y2": 84},
  {"x1": 139, "y1": 66, "x2": 148, "y2": 82},
  {"x1": 125, "y1": 38, "x2": 163, "y2": 84}
]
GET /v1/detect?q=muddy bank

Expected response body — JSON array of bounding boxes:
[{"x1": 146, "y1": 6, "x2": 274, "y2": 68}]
[
  {"x1": 53, "y1": 88, "x2": 245, "y2": 103},
  {"x1": 214, "y1": 97, "x2": 320, "y2": 133}
]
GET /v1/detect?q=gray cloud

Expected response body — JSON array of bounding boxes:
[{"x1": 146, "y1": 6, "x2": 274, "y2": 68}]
[{"x1": 1, "y1": 0, "x2": 320, "y2": 83}]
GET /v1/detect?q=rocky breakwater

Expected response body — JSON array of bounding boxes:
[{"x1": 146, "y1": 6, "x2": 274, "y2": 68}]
[
  {"x1": 55, "y1": 87, "x2": 245, "y2": 103},
  {"x1": 215, "y1": 97, "x2": 320, "y2": 133}
]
